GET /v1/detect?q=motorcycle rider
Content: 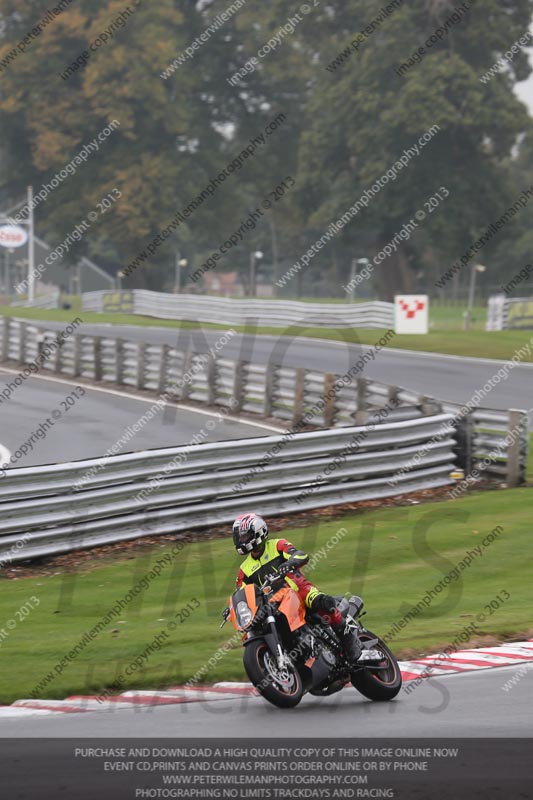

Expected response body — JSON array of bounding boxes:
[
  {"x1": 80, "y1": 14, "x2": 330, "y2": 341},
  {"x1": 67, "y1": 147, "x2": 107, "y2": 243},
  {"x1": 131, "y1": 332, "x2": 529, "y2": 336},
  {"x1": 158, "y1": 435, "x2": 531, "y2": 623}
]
[{"x1": 232, "y1": 512, "x2": 361, "y2": 663}]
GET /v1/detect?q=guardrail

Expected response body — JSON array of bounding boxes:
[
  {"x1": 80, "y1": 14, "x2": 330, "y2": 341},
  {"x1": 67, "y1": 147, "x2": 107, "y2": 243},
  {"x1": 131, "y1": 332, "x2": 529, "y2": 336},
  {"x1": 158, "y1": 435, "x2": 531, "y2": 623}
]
[
  {"x1": 0, "y1": 318, "x2": 528, "y2": 492},
  {"x1": 82, "y1": 290, "x2": 395, "y2": 329},
  {"x1": 0, "y1": 318, "x2": 438, "y2": 429},
  {"x1": 0, "y1": 415, "x2": 457, "y2": 564},
  {"x1": 11, "y1": 289, "x2": 60, "y2": 310},
  {"x1": 486, "y1": 294, "x2": 533, "y2": 330},
  {"x1": 446, "y1": 406, "x2": 530, "y2": 486}
]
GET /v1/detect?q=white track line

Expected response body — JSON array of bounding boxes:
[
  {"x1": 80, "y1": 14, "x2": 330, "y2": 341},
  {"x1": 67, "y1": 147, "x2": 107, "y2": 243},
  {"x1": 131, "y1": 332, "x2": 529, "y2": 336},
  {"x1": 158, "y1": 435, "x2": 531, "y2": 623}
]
[
  {"x1": 0, "y1": 707, "x2": 65, "y2": 718},
  {"x1": 0, "y1": 367, "x2": 284, "y2": 433},
  {"x1": 0, "y1": 443, "x2": 11, "y2": 464}
]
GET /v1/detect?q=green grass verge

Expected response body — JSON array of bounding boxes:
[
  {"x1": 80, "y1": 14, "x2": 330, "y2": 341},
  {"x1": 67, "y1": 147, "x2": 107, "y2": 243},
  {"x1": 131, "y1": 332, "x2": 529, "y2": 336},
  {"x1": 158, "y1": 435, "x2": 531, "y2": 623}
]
[
  {"x1": 0, "y1": 487, "x2": 530, "y2": 704},
  {"x1": 2, "y1": 302, "x2": 531, "y2": 362}
]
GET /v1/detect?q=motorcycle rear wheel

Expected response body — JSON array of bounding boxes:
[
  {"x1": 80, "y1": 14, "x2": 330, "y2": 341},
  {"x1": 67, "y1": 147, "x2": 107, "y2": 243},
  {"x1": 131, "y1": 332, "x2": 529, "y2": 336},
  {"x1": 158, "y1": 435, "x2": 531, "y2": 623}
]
[
  {"x1": 243, "y1": 640, "x2": 303, "y2": 708},
  {"x1": 351, "y1": 630, "x2": 402, "y2": 701}
]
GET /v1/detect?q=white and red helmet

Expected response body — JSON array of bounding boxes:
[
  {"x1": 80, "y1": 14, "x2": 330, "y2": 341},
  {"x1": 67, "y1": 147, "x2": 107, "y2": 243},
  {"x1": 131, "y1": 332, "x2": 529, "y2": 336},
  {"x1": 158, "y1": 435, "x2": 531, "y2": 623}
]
[{"x1": 232, "y1": 513, "x2": 268, "y2": 555}]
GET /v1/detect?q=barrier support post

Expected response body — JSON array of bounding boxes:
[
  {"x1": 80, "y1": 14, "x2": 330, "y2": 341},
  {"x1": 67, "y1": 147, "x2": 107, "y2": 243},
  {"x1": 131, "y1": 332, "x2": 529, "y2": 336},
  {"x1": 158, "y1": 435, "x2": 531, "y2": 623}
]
[
  {"x1": 507, "y1": 409, "x2": 527, "y2": 487},
  {"x1": 206, "y1": 354, "x2": 217, "y2": 406},
  {"x1": 264, "y1": 362, "x2": 276, "y2": 418},
  {"x1": 116, "y1": 339, "x2": 125, "y2": 385},
  {"x1": 94, "y1": 337, "x2": 103, "y2": 382},
  {"x1": 136, "y1": 342, "x2": 146, "y2": 390},
  {"x1": 233, "y1": 360, "x2": 246, "y2": 412},
  {"x1": 323, "y1": 373, "x2": 337, "y2": 427},
  {"x1": 18, "y1": 322, "x2": 27, "y2": 365},
  {"x1": 0, "y1": 317, "x2": 9, "y2": 361},
  {"x1": 355, "y1": 378, "x2": 369, "y2": 424},
  {"x1": 180, "y1": 350, "x2": 193, "y2": 400},
  {"x1": 388, "y1": 384, "x2": 400, "y2": 407},
  {"x1": 73, "y1": 335, "x2": 82, "y2": 378},
  {"x1": 158, "y1": 344, "x2": 169, "y2": 395},
  {"x1": 293, "y1": 368, "x2": 306, "y2": 427},
  {"x1": 54, "y1": 334, "x2": 62, "y2": 372}
]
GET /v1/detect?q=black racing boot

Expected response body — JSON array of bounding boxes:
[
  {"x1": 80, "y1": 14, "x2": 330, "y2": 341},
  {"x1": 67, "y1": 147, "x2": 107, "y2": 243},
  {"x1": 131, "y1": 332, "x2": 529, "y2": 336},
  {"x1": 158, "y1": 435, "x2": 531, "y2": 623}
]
[
  {"x1": 311, "y1": 595, "x2": 362, "y2": 664},
  {"x1": 337, "y1": 627, "x2": 362, "y2": 664}
]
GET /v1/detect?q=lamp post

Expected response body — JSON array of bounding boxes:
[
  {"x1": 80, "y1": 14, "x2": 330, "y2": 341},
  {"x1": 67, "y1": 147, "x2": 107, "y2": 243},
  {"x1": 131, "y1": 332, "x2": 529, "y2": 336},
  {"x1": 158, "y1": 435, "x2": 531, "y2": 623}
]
[
  {"x1": 249, "y1": 250, "x2": 263, "y2": 297},
  {"x1": 464, "y1": 263, "x2": 486, "y2": 330},
  {"x1": 4, "y1": 248, "x2": 14, "y2": 299},
  {"x1": 28, "y1": 185, "x2": 35, "y2": 303},
  {"x1": 349, "y1": 257, "x2": 370, "y2": 302},
  {"x1": 175, "y1": 254, "x2": 188, "y2": 293},
  {"x1": 116, "y1": 270, "x2": 124, "y2": 291}
]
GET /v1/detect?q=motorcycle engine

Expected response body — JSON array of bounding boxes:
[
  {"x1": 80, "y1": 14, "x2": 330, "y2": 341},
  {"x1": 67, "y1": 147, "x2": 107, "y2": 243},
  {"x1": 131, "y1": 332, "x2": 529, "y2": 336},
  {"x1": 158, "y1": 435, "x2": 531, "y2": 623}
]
[{"x1": 321, "y1": 647, "x2": 337, "y2": 667}]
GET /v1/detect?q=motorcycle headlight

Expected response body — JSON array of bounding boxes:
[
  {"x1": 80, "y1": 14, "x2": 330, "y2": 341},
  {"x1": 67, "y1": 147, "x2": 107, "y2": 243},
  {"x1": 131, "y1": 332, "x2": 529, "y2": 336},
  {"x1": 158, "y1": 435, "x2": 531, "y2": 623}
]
[{"x1": 236, "y1": 601, "x2": 253, "y2": 629}]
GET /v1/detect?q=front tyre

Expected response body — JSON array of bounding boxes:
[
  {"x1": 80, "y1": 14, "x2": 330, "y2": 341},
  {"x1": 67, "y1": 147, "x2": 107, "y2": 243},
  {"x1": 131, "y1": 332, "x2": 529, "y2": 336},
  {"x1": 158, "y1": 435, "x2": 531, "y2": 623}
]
[
  {"x1": 243, "y1": 640, "x2": 303, "y2": 708},
  {"x1": 351, "y1": 630, "x2": 402, "y2": 701}
]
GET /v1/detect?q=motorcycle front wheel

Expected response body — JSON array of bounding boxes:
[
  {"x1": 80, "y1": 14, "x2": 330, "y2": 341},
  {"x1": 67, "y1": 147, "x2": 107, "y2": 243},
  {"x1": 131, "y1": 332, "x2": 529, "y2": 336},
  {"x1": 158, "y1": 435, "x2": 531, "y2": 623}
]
[
  {"x1": 243, "y1": 639, "x2": 303, "y2": 708},
  {"x1": 351, "y1": 629, "x2": 402, "y2": 701}
]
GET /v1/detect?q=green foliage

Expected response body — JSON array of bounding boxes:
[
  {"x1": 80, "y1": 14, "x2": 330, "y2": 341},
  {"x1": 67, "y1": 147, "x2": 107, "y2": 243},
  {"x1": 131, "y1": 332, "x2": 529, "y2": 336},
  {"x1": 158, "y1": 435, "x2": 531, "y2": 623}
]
[{"x1": 0, "y1": 0, "x2": 532, "y2": 294}]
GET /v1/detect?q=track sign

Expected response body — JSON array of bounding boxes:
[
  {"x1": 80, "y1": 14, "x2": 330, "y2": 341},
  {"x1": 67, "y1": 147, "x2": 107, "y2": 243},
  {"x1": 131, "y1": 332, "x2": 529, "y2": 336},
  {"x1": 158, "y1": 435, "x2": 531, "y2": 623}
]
[
  {"x1": 0, "y1": 224, "x2": 28, "y2": 249},
  {"x1": 394, "y1": 294, "x2": 428, "y2": 334}
]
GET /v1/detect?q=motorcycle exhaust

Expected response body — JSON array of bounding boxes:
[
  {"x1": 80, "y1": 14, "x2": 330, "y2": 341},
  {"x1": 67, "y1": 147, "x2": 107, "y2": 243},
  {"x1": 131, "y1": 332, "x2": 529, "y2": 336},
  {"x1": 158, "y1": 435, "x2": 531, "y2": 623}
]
[{"x1": 357, "y1": 648, "x2": 383, "y2": 661}]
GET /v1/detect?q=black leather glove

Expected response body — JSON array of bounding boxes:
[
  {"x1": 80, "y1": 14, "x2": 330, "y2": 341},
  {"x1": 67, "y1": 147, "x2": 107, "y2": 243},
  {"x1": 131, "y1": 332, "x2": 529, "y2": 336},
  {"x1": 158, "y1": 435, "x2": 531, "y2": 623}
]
[{"x1": 264, "y1": 567, "x2": 289, "y2": 588}]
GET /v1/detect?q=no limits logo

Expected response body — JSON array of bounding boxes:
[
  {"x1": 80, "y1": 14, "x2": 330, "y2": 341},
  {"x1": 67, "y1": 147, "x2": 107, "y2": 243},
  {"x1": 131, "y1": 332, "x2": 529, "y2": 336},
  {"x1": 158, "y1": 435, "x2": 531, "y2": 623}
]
[{"x1": 398, "y1": 299, "x2": 426, "y2": 319}]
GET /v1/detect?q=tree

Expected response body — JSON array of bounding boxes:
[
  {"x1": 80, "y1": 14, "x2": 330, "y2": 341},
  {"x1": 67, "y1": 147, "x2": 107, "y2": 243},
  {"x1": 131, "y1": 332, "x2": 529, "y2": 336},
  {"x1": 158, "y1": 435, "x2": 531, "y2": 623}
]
[
  {"x1": 1, "y1": 0, "x2": 532, "y2": 298},
  {"x1": 293, "y1": 0, "x2": 533, "y2": 297}
]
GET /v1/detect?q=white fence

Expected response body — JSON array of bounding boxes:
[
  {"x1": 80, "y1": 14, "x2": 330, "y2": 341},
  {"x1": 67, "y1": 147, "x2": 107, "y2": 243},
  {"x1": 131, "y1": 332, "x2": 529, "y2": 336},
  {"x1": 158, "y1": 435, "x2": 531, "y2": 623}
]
[{"x1": 83, "y1": 290, "x2": 395, "y2": 329}]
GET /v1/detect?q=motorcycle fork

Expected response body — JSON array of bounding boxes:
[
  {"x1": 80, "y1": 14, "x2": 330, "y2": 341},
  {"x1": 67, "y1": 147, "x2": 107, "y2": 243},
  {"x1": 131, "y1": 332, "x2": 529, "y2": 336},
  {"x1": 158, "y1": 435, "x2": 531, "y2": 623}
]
[{"x1": 264, "y1": 614, "x2": 288, "y2": 670}]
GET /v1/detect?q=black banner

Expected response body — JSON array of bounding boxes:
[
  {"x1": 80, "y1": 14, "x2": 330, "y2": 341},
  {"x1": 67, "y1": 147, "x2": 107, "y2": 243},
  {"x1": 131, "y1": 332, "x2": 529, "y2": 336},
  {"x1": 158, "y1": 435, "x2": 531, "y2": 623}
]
[{"x1": 2, "y1": 739, "x2": 532, "y2": 799}]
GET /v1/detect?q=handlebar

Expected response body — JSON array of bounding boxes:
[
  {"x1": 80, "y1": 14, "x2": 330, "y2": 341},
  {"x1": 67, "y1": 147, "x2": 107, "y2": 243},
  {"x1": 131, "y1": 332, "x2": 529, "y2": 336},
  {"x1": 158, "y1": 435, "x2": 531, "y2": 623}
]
[
  {"x1": 260, "y1": 561, "x2": 293, "y2": 590},
  {"x1": 220, "y1": 607, "x2": 230, "y2": 628}
]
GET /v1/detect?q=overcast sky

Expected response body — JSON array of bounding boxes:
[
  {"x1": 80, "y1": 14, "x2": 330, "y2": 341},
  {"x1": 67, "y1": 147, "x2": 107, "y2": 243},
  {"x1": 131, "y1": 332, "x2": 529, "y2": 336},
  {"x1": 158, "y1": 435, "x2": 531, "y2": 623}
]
[
  {"x1": 514, "y1": 36, "x2": 533, "y2": 116},
  {"x1": 515, "y1": 73, "x2": 533, "y2": 114}
]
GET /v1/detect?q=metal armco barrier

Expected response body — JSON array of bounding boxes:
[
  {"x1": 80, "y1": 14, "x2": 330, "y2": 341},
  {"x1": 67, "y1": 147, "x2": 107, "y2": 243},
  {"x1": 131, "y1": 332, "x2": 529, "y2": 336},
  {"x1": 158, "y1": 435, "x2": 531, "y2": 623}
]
[
  {"x1": 444, "y1": 405, "x2": 530, "y2": 486},
  {"x1": 0, "y1": 317, "x2": 437, "y2": 428},
  {"x1": 82, "y1": 290, "x2": 395, "y2": 329},
  {"x1": 11, "y1": 289, "x2": 60, "y2": 310},
  {"x1": 0, "y1": 415, "x2": 457, "y2": 564},
  {"x1": 486, "y1": 294, "x2": 533, "y2": 330},
  {"x1": 0, "y1": 317, "x2": 528, "y2": 487}
]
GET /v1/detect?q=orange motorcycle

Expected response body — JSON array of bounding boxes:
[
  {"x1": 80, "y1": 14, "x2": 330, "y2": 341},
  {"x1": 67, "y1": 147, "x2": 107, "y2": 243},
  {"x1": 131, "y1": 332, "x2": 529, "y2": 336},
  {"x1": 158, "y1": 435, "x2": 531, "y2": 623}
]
[{"x1": 221, "y1": 562, "x2": 402, "y2": 708}]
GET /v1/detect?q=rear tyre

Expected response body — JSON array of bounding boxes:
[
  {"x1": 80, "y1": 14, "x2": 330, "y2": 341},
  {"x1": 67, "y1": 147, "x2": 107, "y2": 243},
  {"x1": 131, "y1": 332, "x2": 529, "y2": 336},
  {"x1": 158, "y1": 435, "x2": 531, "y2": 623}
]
[
  {"x1": 243, "y1": 639, "x2": 303, "y2": 708},
  {"x1": 351, "y1": 630, "x2": 402, "y2": 701}
]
